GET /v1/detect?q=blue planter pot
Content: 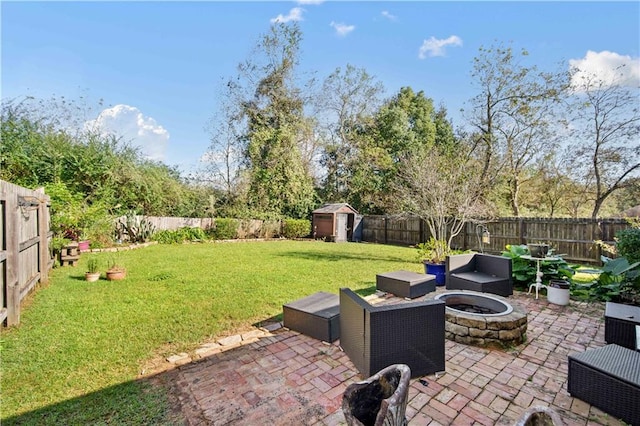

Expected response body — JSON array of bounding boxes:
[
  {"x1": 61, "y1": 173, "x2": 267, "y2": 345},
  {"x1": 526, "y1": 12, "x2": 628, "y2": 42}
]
[{"x1": 424, "y1": 262, "x2": 446, "y2": 286}]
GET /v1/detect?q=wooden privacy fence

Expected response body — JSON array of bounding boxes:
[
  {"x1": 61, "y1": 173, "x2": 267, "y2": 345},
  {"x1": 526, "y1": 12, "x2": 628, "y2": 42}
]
[
  {"x1": 362, "y1": 215, "x2": 630, "y2": 265},
  {"x1": 138, "y1": 216, "x2": 281, "y2": 239},
  {"x1": 1, "y1": 180, "x2": 52, "y2": 326}
]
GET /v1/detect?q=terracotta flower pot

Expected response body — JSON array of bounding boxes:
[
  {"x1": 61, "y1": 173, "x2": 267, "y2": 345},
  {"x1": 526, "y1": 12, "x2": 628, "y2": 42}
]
[
  {"x1": 106, "y1": 269, "x2": 126, "y2": 281},
  {"x1": 85, "y1": 272, "x2": 100, "y2": 282}
]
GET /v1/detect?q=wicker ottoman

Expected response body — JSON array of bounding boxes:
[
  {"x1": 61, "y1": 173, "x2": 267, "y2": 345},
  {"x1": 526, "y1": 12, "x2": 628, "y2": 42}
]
[
  {"x1": 376, "y1": 270, "x2": 436, "y2": 299},
  {"x1": 568, "y1": 344, "x2": 640, "y2": 425},
  {"x1": 283, "y1": 292, "x2": 340, "y2": 342},
  {"x1": 605, "y1": 302, "x2": 640, "y2": 350}
]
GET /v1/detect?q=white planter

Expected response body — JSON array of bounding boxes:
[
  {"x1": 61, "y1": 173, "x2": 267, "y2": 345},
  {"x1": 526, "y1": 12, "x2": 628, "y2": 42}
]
[{"x1": 547, "y1": 285, "x2": 570, "y2": 306}]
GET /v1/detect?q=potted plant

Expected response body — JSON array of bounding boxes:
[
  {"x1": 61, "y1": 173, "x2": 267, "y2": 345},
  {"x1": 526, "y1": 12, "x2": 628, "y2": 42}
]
[
  {"x1": 106, "y1": 256, "x2": 126, "y2": 281},
  {"x1": 78, "y1": 231, "x2": 91, "y2": 252},
  {"x1": 85, "y1": 256, "x2": 101, "y2": 282},
  {"x1": 416, "y1": 237, "x2": 452, "y2": 285}
]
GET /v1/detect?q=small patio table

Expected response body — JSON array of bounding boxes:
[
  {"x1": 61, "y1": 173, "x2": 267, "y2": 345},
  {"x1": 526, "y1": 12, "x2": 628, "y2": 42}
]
[{"x1": 521, "y1": 255, "x2": 561, "y2": 300}]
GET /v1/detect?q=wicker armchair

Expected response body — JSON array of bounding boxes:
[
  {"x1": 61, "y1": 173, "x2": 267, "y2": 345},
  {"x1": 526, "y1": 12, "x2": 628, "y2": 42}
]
[
  {"x1": 445, "y1": 253, "x2": 513, "y2": 297},
  {"x1": 339, "y1": 288, "x2": 445, "y2": 378}
]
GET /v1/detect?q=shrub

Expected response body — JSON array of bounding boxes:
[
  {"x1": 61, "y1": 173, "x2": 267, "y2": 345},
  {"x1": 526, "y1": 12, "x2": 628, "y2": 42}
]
[
  {"x1": 180, "y1": 226, "x2": 207, "y2": 241},
  {"x1": 616, "y1": 227, "x2": 640, "y2": 265},
  {"x1": 282, "y1": 219, "x2": 311, "y2": 239},
  {"x1": 152, "y1": 227, "x2": 206, "y2": 244},
  {"x1": 211, "y1": 218, "x2": 238, "y2": 240},
  {"x1": 573, "y1": 256, "x2": 640, "y2": 302},
  {"x1": 152, "y1": 229, "x2": 183, "y2": 244}
]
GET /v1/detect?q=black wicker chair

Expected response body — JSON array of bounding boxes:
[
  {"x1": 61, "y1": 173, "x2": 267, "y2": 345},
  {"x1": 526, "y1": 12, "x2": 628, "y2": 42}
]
[
  {"x1": 339, "y1": 288, "x2": 445, "y2": 379},
  {"x1": 445, "y1": 253, "x2": 513, "y2": 297}
]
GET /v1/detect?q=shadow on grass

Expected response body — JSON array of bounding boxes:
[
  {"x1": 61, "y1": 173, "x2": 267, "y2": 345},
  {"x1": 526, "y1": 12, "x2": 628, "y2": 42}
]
[{"x1": 1, "y1": 372, "x2": 184, "y2": 426}]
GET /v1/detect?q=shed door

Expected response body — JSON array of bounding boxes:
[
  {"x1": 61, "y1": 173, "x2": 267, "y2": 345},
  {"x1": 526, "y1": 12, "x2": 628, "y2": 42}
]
[{"x1": 336, "y1": 213, "x2": 348, "y2": 242}]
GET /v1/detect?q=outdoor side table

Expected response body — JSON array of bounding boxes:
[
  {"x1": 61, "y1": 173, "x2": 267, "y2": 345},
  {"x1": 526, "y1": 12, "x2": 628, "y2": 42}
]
[
  {"x1": 605, "y1": 302, "x2": 640, "y2": 350},
  {"x1": 521, "y1": 255, "x2": 560, "y2": 300},
  {"x1": 376, "y1": 270, "x2": 436, "y2": 299},
  {"x1": 283, "y1": 292, "x2": 340, "y2": 342},
  {"x1": 568, "y1": 344, "x2": 640, "y2": 425}
]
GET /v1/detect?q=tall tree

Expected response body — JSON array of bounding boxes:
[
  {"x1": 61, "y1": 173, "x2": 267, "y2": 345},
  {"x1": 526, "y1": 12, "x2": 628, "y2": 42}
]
[
  {"x1": 466, "y1": 43, "x2": 563, "y2": 216},
  {"x1": 567, "y1": 66, "x2": 640, "y2": 218},
  {"x1": 316, "y1": 64, "x2": 384, "y2": 202},
  {"x1": 238, "y1": 23, "x2": 316, "y2": 218},
  {"x1": 349, "y1": 87, "x2": 451, "y2": 213},
  {"x1": 203, "y1": 77, "x2": 246, "y2": 208}
]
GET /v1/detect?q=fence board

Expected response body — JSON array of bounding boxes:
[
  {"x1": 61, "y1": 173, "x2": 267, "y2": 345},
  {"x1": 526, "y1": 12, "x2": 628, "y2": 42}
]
[
  {"x1": 1, "y1": 180, "x2": 51, "y2": 327},
  {"x1": 361, "y1": 215, "x2": 631, "y2": 265}
]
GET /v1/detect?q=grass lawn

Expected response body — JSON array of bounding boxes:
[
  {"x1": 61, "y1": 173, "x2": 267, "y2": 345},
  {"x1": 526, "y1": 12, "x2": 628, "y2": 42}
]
[{"x1": 1, "y1": 240, "x2": 421, "y2": 424}]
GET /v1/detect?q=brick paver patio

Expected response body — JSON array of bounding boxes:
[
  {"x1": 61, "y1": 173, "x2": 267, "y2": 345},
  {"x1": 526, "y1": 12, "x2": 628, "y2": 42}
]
[{"x1": 166, "y1": 288, "x2": 625, "y2": 425}]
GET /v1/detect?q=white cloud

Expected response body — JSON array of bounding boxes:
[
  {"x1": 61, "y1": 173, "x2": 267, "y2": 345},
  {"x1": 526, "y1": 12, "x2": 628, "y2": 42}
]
[
  {"x1": 569, "y1": 50, "x2": 640, "y2": 90},
  {"x1": 85, "y1": 104, "x2": 169, "y2": 161},
  {"x1": 381, "y1": 11, "x2": 398, "y2": 21},
  {"x1": 330, "y1": 21, "x2": 355, "y2": 37},
  {"x1": 270, "y1": 7, "x2": 304, "y2": 23},
  {"x1": 418, "y1": 35, "x2": 463, "y2": 59}
]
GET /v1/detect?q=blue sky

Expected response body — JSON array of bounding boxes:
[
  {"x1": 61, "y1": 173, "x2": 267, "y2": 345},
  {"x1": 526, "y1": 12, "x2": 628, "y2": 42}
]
[{"x1": 2, "y1": 1, "x2": 639, "y2": 174}]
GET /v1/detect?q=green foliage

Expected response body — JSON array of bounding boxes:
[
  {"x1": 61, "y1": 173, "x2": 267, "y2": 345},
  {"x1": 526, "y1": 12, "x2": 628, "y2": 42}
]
[
  {"x1": 49, "y1": 236, "x2": 71, "y2": 267},
  {"x1": 152, "y1": 227, "x2": 207, "y2": 244},
  {"x1": 107, "y1": 254, "x2": 125, "y2": 271},
  {"x1": 211, "y1": 218, "x2": 239, "y2": 240},
  {"x1": 115, "y1": 210, "x2": 156, "y2": 243},
  {"x1": 501, "y1": 244, "x2": 576, "y2": 290},
  {"x1": 2, "y1": 96, "x2": 213, "y2": 224},
  {"x1": 180, "y1": 226, "x2": 207, "y2": 241},
  {"x1": 572, "y1": 256, "x2": 640, "y2": 302},
  {"x1": 239, "y1": 23, "x2": 317, "y2": 219},
  {"x1": 616, "y1": 227, "x2": 640, "y2": 265},
  {"x1": 282, "y1": 219, "x2": 310, "y2": 238},
  {"x1": 151, "y1": 229, "x2": 183, "y2": 244},
  {"x1": 416, "y1": 238, "x2": 452, "y2": 264},
  {"x1": 86, "y1": 256, "x2": 100, "y2": 273}
]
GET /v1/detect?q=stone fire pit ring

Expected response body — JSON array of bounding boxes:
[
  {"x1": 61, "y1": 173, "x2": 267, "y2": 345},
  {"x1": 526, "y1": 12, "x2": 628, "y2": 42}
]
[{"x1": 430, "y1": 291, "x2": 528, "y2": 348}]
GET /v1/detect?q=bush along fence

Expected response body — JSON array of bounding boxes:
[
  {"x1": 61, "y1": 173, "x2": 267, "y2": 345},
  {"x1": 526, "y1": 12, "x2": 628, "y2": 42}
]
[
  {"x1": 0, "y1": 180, "x2": 52, "y2": 326},
  {"x1": 134, "y1": 216, "x2": 312, "y2": 244},
  {"x1": 361, "y1": 215, "x2": 631, "y2": 266}
]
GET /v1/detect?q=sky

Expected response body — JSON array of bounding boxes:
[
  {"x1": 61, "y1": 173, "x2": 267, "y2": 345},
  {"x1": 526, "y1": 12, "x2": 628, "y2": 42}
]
[{"x1": 2, "y1": 1, "x2": 639, "y2": 176}]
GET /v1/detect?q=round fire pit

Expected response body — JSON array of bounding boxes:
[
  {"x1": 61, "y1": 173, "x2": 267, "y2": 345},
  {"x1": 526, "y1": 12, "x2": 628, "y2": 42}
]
[{"x1": 433, "y1": 291, "x2": 527, "y2": 348}]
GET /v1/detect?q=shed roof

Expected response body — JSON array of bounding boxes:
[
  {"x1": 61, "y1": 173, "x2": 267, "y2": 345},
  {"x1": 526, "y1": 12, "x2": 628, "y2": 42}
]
[{"x1": 312, "y1": 203, "x2": 359, "y2": 214}]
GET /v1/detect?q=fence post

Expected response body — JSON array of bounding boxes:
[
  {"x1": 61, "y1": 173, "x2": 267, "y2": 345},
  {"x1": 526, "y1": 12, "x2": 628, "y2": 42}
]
[
  {"x1": 6, "y1": 191, "x2": 20, "y2": 326},
  {"x1": 37, "y1": 189, "x2": 50, "y2": 283},
  {"x1": 384, "y1": 216, "x2": 388, "y2": 244},
  {"x1": 462, "y1": 222, "x2": 468, "y2": 251},
  {"x1": 519, "y1": 218, "x2": 527, "y2": 245},
  {"x1": 595, "y1": 220, "x2": 603, "y2": 265}
]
